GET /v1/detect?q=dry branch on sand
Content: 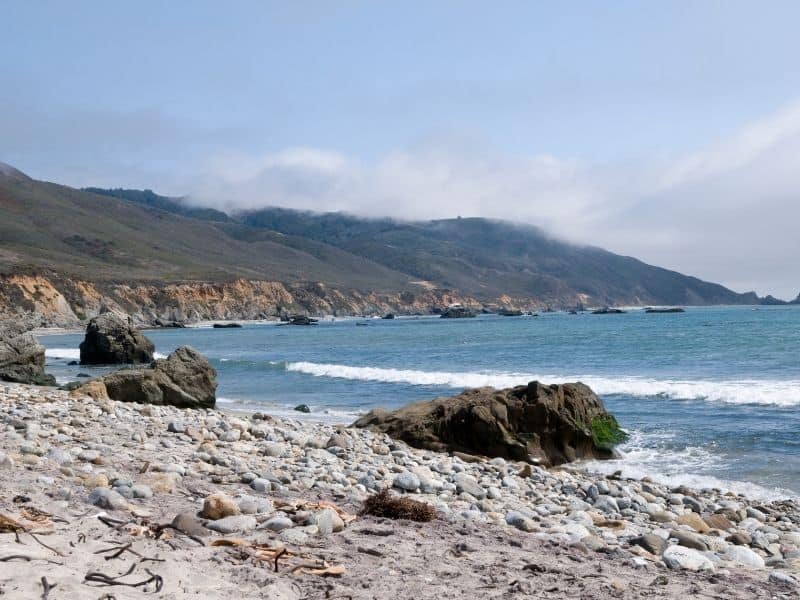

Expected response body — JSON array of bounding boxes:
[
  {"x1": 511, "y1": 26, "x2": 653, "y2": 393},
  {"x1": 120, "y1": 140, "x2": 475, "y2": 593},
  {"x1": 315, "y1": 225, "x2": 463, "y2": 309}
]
[{"x1": 211, "y1": 538, "x2": 345, "y2": 576}]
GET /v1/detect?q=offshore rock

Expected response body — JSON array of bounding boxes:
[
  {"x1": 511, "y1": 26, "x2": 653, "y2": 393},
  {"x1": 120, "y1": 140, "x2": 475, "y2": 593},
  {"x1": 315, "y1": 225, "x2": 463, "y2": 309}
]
[{"x1": 80, "y1": 312, "x2": 155, "y2": 364}]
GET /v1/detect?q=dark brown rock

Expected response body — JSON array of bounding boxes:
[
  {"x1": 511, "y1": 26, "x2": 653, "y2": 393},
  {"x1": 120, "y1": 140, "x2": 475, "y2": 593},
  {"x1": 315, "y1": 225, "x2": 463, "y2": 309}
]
[
  {"x1": 79, "y1": 312, "x2": 155, "y2": 365},
  {"x1": 0, "y1": 321, "x2": 56, "y2": 386},
  {"x1": 102, "y1": 346, "x2": 216, "y2": 408},
  {"x1": 353, "y1": 381, "x2": 621, "y2": 466}
]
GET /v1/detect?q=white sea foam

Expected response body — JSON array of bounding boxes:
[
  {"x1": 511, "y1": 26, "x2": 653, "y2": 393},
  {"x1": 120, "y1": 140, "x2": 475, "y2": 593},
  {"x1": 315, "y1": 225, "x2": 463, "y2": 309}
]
[
  {"x1": 217, "y1": 396, "x2": 362, "y2": 424},
  {"x1": 45, "y1": 348, "x2": 167, "y2": 360},
  {"x1": 284, "y1": 361, "x2": 800, "y2": 406},
  {"x1": 579, "y1": 431, "x2": 798, "y2": 501}
]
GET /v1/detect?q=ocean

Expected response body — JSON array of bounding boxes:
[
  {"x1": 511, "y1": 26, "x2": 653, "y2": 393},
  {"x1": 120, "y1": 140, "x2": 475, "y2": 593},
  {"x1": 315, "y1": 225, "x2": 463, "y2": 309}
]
[{"x1": 40, "y1": 305, "x2": 800, "y2": 500}]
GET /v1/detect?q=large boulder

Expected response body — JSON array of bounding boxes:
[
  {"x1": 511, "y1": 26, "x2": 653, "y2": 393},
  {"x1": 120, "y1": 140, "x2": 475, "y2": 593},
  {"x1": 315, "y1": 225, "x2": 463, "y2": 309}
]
[
  {"x1": 0, "y1": 321, "x2": 56, "y2": 386},
  {"x1": 79, "y1": 313, "x2": 155, "y2": 365},
  {"x1": 102, "y1": 346, "x2": 216, "y2": 408},
  {"x1": 353, "y1": 381, "x2": 624, "y2": 466}
]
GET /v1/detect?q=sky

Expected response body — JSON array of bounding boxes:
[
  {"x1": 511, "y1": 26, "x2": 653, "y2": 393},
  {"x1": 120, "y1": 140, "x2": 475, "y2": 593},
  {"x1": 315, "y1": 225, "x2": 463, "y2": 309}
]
[{"x1": 1, "y1": 1, "x2": 799, "y2": 299}]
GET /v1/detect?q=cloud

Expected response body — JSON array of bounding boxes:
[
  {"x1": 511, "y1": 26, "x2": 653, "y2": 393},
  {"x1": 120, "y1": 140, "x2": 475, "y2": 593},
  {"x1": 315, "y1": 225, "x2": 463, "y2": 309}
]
[{"x1": 184, "y1": 102, "x2": 800, "y2": 299}]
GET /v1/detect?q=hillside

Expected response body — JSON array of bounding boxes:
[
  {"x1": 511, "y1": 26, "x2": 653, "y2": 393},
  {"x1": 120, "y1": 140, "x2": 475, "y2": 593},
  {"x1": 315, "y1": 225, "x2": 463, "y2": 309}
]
[{"x1": 0, "y1": 163, "x2": 774, "y2": 319}]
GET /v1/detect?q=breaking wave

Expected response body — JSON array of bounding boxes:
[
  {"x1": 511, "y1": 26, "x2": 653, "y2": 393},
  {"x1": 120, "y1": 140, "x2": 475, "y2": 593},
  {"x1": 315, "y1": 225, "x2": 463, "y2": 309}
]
[{"x1": 284, "y1": 361, "x2": 800, "y2": 406}]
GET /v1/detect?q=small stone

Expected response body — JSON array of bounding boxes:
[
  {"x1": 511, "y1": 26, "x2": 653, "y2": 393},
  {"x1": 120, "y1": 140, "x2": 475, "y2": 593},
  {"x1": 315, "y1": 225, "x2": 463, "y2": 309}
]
[
  {"x1": 453, "y1": 473, "x2": 486, "y2": 499},
  {"x1": 250, "y1": 478, "x2": 271, "y2": 493},
  {"x1": 202, "y1": 492, "x2": 241, "y2": 520},
  {"x1": 671, "y1": 530, "x2": 709, "y2": 551},
  {"x1": 315, "y1": 508, "x2": 344, "y2": 535},
  {"x1": 703, "y1": 513, "x2": 733, "y2": 531},
  {"x1": 167, "y1": 421, "x2": 187, "y2": 434},
  {"x1": 506, "y1": 511, "x2": 536, "y2": 532},
  {"x1": 205, "y1": 515, "x2": 257, "y2": 534},
  {"x1": 131, "y1": 484, "x2": 153, "y2": 499},
  {"x1": 769, "y1": 571, "x2": 798, "y2": 587},
  {"x1": 280, "y1": 527, "x2": 310, "y2": 545},
  {"x1": 631, "y1": 533, "x2": 668, "y2": 556},
  {"x1": 294, "y1": 404, "x2": 311, "y2": 413},
  {"x1": 47, "y1": 448, "x2": 72, "y2": 465},
  {"x1": 86, "y1": 474, "x2": 110, "y2": 488},
  {"x1": 221, "y1": 429, "x2": 241, "y2": 442},
  {"x1": 171, "y1": 512, "x2": 208, "y2": 537},
  {"x1": 676, "y1": 512, "x2": 710, "y2": 533},
  {"x1": 725, "y1": 545, "x2": 765, "y2": 568},
  {"x1": 726, "y1": 531, "x2": 752, "y2": 546},
  {"x1": 263, "y1": 516, "x2": 294, "y2": 532},
  {"x1": 662, "y1": 545, "x2": 714, "y2": 571},
  {"x1": 0, "y1": 452, "x2": 14, "y2": 469},
  {"x1": 262, "y1": 443, "x2": 284, "y2": 457},
  {"x1": 88, "y1": 488, "x2": 129, "y2": 511},
  {"x1": 393, "y1": 471, "x2": 420, "y2": 492}
]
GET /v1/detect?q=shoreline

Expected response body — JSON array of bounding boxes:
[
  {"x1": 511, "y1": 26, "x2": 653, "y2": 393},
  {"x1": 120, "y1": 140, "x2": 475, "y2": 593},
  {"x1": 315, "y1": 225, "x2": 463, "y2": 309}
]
[{"x1": 0, "y1": 382, "x2": 798, "y2": 597}]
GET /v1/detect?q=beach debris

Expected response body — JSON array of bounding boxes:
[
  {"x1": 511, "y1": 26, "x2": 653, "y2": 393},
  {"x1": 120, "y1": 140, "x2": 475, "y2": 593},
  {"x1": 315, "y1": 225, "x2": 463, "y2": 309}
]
[
  {"x1": 273, "y1": 499, "x2": 356, "y2": 525},
  {"x1": 211, "y1": 538, "x2": 344, "y2": 576},
  {"x1": 39, "y1": 576, "x2": 57, "y2": 599},
  {"x1": 360, "y1": 489, "x2": 436, "y2": 522},
  {"x1": 84, "y1": 562, "x2": 164, "y2": 593}
]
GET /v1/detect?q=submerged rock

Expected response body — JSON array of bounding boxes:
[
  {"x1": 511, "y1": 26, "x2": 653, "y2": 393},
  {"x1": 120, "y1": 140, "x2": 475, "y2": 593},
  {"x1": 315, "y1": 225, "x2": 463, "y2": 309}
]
[
  {"x1": 0, "y1": 320, "x2": 55, "y2": 385},
  {"x1": 354, "y1": 381, "x2": 623, "y2": 466},
  {"x1": 79, "y1": 312, "x2": 155, "y2": 364}
]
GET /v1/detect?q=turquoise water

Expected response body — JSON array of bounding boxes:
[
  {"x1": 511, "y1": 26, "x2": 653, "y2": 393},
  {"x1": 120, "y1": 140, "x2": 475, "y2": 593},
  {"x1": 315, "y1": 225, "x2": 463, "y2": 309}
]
[{"x1": 41, "y1": 306, "x2": 800, "y2": 498}]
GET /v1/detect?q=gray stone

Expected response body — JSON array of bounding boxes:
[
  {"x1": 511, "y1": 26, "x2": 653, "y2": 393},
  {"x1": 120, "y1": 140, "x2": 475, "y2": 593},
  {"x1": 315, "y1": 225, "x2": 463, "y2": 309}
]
[
  {"x1": 250, "y1": 478, "x2": 271, "y2": 493},
  {"x1": 263, "y1": 516, "x2": 294, "y2": 532},
  {"x1": 725, "y1": 545, "x2": 765, "y2": 568},
  {"x1": 280, "y1": 528, "x2": 310, "y2": 545},
  {"x1": 47, "y1": 448, "x2": 72, "y2": 465},
  {"x1": 682, "y1": 496, "x2": 703, "y2": 513},
  {"x1": 453, "y1": 473, "x2": 486, "y2": 499},
  {"x1": 671, "y1": 530, "x2": 709, "y2": 551},
  {"x1": 205, "y1": 515, "x2": 257, "y2": 534},
  {"x1": 393, "y1": 471, "x2": 420, "y2": 492},
  {"x1": 505, "y1": 511, "x2": 536, "y2": 532},
  {"x1": 171, "y1": 511, "x2": 208, "y2": 537},
  {"x1": 131, "y1": 484, "x2": 153, "y2": 499},
  {"x1": 769, "y1": 571, "x2": 798, "y2": 587},
  {"x1": 88, "y1": 488, "x2": 129, "y2": 511},
  {"x1": 631, "y1": 533, "x2": 668, "y2": 555},
  {"x1": 167, "y1": 421, "x2": 187, "y2": 434}
]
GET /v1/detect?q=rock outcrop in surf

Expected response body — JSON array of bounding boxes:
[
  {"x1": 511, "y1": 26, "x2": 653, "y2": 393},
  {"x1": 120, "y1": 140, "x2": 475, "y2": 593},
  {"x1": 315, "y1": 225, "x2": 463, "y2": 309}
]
[
  {"x1": 353, "y1": 381, "x2": 625, "y2": 466},
  {"x1": 79, "y1": 312, "x2": 155, "y2": 364}
]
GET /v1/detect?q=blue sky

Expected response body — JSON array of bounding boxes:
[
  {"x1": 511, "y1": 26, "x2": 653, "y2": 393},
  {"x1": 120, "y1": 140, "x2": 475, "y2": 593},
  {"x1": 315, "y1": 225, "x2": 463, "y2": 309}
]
[{"x1": 2, "y1": 1, "x2": 800, "y2": 298}]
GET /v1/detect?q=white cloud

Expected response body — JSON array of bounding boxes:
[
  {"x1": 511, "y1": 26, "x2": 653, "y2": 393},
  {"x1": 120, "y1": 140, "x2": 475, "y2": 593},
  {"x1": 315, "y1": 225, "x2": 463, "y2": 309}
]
[{"x1": 185, "y1": 101, "x2": 800, "y2": 299}]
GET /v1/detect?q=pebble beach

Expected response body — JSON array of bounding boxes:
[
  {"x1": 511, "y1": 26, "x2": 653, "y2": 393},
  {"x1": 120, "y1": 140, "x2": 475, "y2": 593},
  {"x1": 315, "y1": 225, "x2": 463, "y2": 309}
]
[{"x1": 1, "y1": 382, "x2": 799, "y2": 599}]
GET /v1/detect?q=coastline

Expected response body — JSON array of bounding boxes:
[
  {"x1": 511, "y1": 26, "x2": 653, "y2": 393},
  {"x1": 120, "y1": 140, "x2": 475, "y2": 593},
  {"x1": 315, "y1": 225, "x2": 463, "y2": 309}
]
[{"x1": 1, "y1": 382, "x2": 798, "y2": 598}]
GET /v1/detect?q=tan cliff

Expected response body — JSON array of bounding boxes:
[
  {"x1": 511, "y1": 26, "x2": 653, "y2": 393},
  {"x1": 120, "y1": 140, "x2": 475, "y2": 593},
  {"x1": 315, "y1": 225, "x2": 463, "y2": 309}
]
[{"x1": 0, "y1": 274, "x2": 548, "y2": 328}]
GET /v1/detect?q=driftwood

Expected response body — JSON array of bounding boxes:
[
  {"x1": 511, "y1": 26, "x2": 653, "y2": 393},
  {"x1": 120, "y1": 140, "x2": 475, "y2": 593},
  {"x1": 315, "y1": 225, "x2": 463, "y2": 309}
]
[{"x1": 211, "y1": 538, "x2": 344, "y2": 576}]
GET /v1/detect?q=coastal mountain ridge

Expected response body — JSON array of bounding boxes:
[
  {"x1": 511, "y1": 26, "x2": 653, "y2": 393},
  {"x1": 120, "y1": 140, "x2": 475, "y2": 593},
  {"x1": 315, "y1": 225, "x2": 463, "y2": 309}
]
[{"x1": 0, "y1": 162, "x2": 793, "y2": 327}]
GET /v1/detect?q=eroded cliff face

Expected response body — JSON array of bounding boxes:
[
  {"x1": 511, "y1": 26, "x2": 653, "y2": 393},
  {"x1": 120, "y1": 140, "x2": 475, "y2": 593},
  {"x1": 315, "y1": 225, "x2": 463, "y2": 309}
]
[{"x1": 0, "y1": 274, "x2": 546, "y2": 328}]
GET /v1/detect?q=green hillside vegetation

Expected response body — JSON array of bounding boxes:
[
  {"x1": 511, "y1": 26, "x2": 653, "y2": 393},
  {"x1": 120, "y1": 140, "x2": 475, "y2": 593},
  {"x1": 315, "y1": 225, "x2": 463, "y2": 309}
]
[{"x1": 0, "y1": 166, "x2": 775, "y2": 305}]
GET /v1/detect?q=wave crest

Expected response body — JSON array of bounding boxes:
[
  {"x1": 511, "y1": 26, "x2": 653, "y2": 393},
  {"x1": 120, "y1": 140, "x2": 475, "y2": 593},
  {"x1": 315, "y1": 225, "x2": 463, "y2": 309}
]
[{"x1": 284, "y1": 361, "x2": 800, "y2": 406}]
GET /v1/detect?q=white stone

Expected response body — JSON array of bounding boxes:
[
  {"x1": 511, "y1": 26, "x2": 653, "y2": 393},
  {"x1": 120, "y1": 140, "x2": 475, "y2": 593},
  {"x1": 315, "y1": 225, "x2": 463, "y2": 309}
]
[{"x1": 662, "y1": 545, "x2": 715, "y2": 571}]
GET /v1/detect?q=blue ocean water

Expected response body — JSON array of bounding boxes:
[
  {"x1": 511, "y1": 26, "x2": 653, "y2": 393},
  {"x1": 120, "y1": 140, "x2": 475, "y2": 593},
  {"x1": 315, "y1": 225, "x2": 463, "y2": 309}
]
[{"x1": 41, "y1": 306, "x2": 800, "y2": 498}]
